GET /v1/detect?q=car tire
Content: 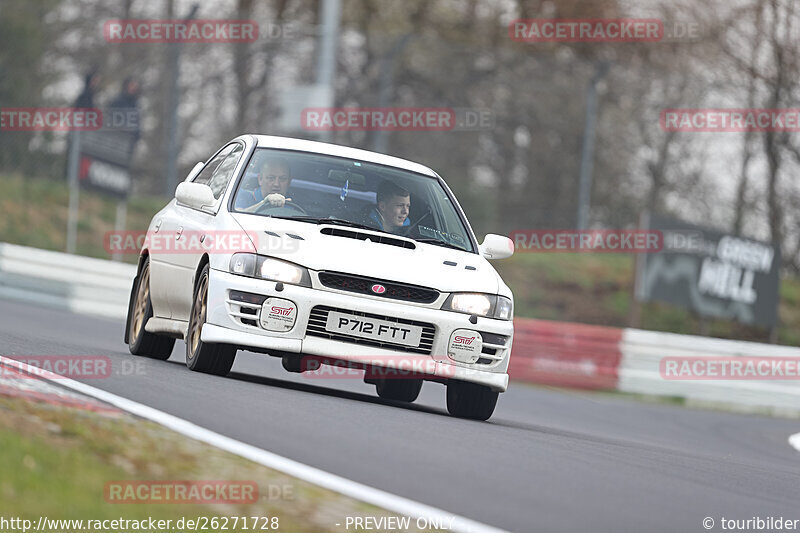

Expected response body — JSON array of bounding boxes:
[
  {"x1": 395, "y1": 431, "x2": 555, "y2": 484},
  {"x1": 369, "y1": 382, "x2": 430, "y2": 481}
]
[
  {"x1": 128, "y1": 257, "x2": 175, "y2": 360},
  {"x1": 186, "y1": 264, "x2": 236, "y2": 376},
  {"x1": 446, "y1": 380, "x2": 499, "y2": 421},
  {"x1": 375, "y1": 377, "x2": 423, "y2": 403}
]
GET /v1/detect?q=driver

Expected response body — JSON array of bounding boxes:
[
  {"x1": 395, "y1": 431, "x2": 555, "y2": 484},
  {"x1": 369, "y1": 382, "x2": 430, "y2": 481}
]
[
  {"x1": 368, "y1": 181, "x2": 411, "y2": 233},
  {"x1": 236, "y1": 156, "x2": 294, "y2": 211}
]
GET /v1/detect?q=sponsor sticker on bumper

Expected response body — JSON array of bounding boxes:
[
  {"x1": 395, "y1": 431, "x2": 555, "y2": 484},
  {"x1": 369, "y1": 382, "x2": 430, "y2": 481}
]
[
  {"x1": 448, "y1": 329, "x2": 483, "y2": 364},
  {"x1": 259, "y1": 298, "x2": 297, "y2": 331}
]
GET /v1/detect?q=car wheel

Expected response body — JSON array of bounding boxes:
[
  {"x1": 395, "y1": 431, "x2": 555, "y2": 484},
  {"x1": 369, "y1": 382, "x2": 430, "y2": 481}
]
[
  {"x1": 446, "y1": 380, "x2": 499, "y2": 421},
  {"x1": 375, "y1": 377, "x2": 423, "y2": 403},
  {"x1": 128, "y1": 258, "x2": 175, "y2": 360},
  {"x1": 186, "y1": 264, "x2": 236, "y2": 375}
]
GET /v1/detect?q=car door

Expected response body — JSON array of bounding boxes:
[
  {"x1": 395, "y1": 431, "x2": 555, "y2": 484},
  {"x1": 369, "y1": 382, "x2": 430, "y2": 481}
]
[
  {"x1": 147, "y1": 163, "x2": 208, "y2": 321},
  {"x1": 147, "y1": 202, "x2": 179, "y2": 320},
  {"x1": 168, "y1": 142, "x2": 245, "y2": 322}
]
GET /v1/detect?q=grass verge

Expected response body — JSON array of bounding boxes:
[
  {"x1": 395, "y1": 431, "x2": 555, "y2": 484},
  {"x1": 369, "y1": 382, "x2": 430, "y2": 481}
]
[{"x1": 0, "y1": 396, "x2": 434, "y2": 532}]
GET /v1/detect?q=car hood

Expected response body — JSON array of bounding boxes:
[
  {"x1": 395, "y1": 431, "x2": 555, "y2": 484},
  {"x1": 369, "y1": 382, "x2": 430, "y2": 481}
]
[{"x1": 230, "y1": 213, "x2": 502, "y2": 295}]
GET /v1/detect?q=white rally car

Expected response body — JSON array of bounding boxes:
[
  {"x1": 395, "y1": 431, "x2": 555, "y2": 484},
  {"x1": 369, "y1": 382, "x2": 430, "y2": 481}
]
[{"x1": 125, "y1": 135, "x2": 514, "y2": 420}]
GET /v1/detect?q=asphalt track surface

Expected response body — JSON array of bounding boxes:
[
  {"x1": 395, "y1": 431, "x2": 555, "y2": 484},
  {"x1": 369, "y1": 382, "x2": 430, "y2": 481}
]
[{"x1": 1, "y1": 298, "x2": 799, "y2": 533}]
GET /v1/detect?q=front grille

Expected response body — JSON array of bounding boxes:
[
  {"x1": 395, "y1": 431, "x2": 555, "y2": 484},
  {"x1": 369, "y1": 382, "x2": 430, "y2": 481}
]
[
  {"x1": 227, "y1": 290, "x2": 266, "y2": 328},
  {"x1": 239, "y1": 307, "x2": 258, "y2": 327},
  {"x1": 305, "y1": 306, "x2": 436, "y2": 354},
  {"x1": 477, "y1": 331, "x2": 510, "y2": 365},
  {"x1": 318, "y1": 272, "x2": 439, "y2": 304}
]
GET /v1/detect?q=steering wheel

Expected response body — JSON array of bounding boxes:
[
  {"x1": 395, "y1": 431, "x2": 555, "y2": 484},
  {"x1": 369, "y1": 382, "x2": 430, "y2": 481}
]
[
  {"x1": 256, "y1": 200, "x2": 307, "y2": 216},
  {"x1": 400, "y1": 209, "x2": 433, "y2": 237}
]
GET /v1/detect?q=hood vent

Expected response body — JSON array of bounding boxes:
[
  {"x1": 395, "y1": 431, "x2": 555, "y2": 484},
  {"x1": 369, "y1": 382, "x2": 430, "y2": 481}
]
[{"x1": 320, "y1": 227, "x2": 416, "y2": 250}]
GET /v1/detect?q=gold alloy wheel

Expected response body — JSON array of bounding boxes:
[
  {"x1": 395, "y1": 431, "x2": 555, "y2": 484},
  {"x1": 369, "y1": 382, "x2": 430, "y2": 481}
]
[
  {"x1": 188, "y1": 274, "x2": 208, "y2": 355},
  {"x1": 131, "y1": 264, "x2": 150, "y2": 341}
]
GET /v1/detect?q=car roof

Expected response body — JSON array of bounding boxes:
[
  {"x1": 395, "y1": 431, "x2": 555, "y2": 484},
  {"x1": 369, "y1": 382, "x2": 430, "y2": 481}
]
[{"x1": 243, "y1": 134, "x2": 438, "y2": 178}]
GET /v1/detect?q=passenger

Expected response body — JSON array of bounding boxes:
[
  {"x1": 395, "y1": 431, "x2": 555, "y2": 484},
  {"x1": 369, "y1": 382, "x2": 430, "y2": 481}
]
[{"x1": 368, "y1": 181, "x2": 411, "y2": 233}]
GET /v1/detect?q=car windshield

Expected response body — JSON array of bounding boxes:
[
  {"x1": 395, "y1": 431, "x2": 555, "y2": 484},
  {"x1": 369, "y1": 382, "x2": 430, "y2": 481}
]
[{"x1": 231, "y1": 148, "x2": 475, "y2": 253}]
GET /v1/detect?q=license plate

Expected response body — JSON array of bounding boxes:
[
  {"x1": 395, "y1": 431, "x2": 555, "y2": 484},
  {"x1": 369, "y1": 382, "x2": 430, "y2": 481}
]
[{"x1": 324, "y1": 311, "x2": 423, "y2": 347}]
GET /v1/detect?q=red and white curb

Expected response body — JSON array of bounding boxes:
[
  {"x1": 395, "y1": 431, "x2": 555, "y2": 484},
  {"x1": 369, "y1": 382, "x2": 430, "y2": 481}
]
[{"x1": 0, "y1": 358, "x2": 118, "y2": 413}]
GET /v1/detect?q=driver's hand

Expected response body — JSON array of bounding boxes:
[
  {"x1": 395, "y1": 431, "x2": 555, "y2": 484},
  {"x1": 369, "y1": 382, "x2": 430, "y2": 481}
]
[
  {"x1": 241, "y1": 194, "x2": 294, "y2": 213},
  {"x1": 265, "y1": 193, "x2": 287, "y2": 207}
]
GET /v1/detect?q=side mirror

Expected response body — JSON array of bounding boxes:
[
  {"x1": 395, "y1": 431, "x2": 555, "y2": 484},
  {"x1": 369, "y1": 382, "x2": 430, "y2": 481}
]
[
  {"x1": 175, "y1": 182, "x2": 215, "y2": 210},
  {"x1": 479, "y1": 234, "x2": 514, "y2": 260},
  {"x1": 184, "y1": 162, "x2": 205, "y2": 182}
]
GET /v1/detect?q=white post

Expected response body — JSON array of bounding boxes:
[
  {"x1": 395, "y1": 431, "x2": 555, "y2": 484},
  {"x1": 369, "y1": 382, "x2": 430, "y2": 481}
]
[
  {"x1": 66, "y1": 131, "x2": 81, "y2": 254},
  {"x1": 111, "y1": 200, "x2": 127, "y2": 261},
  {"x1": 315, "y1": 0, "x2": 341, "y2": 141}
]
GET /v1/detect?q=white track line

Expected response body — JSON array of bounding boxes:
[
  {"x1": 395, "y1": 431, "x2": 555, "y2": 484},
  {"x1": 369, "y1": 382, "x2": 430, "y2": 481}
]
[
  {"x1": 790, "y1": 433, "x2": 800, "y2": 453},
  {"x1": 0, "y1": 355, "x2": 506, "y2": 533}
]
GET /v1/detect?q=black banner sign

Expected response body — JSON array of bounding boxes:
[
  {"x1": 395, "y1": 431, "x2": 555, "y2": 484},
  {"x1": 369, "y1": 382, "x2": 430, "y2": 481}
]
[{"x1": 637, "y1": 215, "x2": 780, "y2": 327}]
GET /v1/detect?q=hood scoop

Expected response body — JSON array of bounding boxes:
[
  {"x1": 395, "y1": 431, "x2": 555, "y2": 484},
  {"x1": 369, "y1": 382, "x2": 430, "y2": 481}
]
[
  {"x1": 264, "y1": 230, "x2": 303, "y2": 240},
  {"x1": 320, "y1": 227, "x2": 416, "y2": 250}
]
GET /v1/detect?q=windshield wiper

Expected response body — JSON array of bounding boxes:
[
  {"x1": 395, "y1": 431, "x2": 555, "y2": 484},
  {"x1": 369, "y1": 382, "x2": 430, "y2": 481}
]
[
  {"x1": 280, "y1": 216, "x2": 384, "y2": 233},
  {"x1": 413, "y1": 238, "x2": 466, "y2": 251},
  {"x1": 264, "y1": 215, "x2": 320, "y2": 225}
]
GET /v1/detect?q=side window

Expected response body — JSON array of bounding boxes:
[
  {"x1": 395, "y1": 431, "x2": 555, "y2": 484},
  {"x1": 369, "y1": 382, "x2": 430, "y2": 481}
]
[
  {"x1": 207, "y1": 143, "x2": 244, "y2": 199},
  {"x1": 193, "y1": 145, "x2": 233, "y2": 188}
]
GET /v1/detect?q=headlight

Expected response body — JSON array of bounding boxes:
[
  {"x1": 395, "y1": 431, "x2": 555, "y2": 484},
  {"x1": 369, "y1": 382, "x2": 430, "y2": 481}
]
[
  {"x1": 442, "y1": 293, "x2": 513, "y2": 320},
  {"x1": 494, "y1": 296, "x2": 513, "y2": 320},
  {"x1": 445, "y1": 293, "x2": 492, "y2": 315},
  {"x1": 229, "y1": 253, "x2": 311, "y2": 287},
  {"x1": 259, "y1": 256, "x2": 309, "y2": 285}
]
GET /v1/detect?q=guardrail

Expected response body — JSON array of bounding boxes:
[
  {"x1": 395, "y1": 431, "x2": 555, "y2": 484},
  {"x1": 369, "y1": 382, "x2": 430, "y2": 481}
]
[
  {"x1": 617, "y1": 329, "x2": 800, "y2": 416},
  {"x1": 1, "y1": 242, "x2": 798, "y2": 416},
  {"x1": 509, "y1": 319, "x2": 621, "y2": 390},
  {"x1": 510, "y1": 317, "x2": 800, "y2": 416},
  {"x1": 0, "y1": 243, "x2": 134, "y2": 320}
]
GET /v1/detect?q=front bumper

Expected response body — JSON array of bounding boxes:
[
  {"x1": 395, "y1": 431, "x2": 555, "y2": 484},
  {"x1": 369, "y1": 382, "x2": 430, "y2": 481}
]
[{"x1": 203, "y1": 269, "x2": 513, "y2": 392}]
